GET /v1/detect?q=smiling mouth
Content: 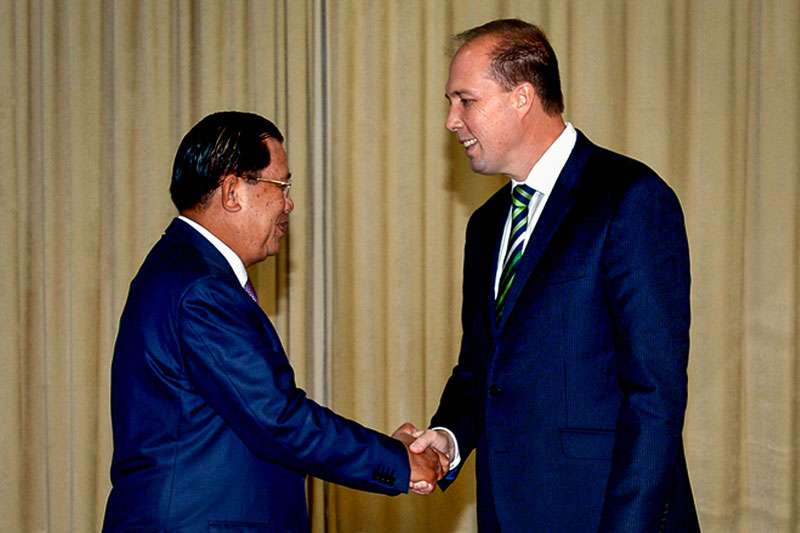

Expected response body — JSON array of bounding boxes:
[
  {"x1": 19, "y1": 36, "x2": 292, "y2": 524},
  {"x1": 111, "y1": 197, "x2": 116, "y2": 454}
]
[{"x1": 461, "y1": 138, "x2": 477, "y2": 148}]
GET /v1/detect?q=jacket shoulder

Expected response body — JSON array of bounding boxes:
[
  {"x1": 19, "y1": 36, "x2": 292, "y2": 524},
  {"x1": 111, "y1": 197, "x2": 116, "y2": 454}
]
[{"x1": 568, "y1": 133, "x2": 681, "y2": 210}]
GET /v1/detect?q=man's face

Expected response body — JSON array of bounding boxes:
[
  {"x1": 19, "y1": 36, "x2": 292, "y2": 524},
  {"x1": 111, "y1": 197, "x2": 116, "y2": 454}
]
[
  {"x1": 239, "y1": 137, "x2": 294, "y2": 265},
  {"x1": 445, "y1": 37, "x2": 522, "y2": 177}
]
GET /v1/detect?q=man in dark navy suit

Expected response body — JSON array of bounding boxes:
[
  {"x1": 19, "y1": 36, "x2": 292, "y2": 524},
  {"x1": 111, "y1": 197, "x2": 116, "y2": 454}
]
[
  {"x1": 103, "y1": 111, "x2": 446, "y2": 532},
  {"x1": 401, "y1": 19, "x2": 701, "y2": 531}
]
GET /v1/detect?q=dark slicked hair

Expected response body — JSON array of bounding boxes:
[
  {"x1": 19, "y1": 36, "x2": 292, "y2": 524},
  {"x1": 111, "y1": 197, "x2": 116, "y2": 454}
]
[
  {"x1": 455, "y1": 18, "x2": 564, "y2": 116},
  {"x1": 170, "y1": 111, "x2": 284, "y2": 211}
]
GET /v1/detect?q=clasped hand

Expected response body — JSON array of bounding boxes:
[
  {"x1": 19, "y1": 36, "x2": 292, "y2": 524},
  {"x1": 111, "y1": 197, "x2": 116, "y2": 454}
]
[{"x1": 391, "y1": 422, "x2": 455, "y2": 495}]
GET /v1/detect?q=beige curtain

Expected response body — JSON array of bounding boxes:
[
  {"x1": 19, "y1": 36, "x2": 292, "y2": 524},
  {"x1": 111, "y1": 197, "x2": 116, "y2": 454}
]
[
  {"x1": 2, "y1": 1, "x2": 798, "y2": 532},
  {"x1": 1, "y1": 1, "x2": 326, "y2": 530}
]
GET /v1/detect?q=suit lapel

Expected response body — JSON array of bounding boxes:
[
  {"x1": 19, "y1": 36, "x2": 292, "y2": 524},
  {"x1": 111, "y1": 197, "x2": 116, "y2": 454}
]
[
  {"x1": 494, "y1": 182, "x2": 574, "y2": 331},
  {"x1": 493, "y1": 132, "x2": 594, "y2": 332}
]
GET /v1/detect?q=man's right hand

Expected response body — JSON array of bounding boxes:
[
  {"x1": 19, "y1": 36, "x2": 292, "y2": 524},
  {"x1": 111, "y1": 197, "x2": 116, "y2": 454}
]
[
  {"x1": 409, "y1": 427, "x2": 456, "y2": 462},
  {"x1": 392, "y1": 426, "x2": 448, "y2": 495}
]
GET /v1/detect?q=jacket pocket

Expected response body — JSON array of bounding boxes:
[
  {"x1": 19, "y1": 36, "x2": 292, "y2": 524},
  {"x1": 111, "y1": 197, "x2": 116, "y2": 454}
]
[{"x1": 558, "y1": 427, "x2": 615, "y2": 459}]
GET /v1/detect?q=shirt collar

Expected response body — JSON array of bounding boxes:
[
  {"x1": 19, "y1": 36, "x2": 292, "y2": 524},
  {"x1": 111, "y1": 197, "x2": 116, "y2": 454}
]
[
  {"x1": 512, "y1": 122, "x2": 577, "y2": 195},
  {"x1": 178, "y1": 215, "x2": 249, "y2": 287}
]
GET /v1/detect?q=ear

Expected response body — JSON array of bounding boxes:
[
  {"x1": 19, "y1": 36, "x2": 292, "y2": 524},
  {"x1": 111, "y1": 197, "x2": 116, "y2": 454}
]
[
  {"x1": 218, "y1": 174, "x2": 243, "y2": 213},
  {"x1": 514, "y1": 83, "x2": 535, "y2": 112}
]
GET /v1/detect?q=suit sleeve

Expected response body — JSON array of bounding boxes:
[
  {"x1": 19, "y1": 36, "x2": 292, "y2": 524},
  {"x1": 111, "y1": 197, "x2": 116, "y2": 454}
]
[
  {"x1": 176, "y1": 278, "x2": 410, "y2": 496},
  {"x1": 598, "y1": 175, "x2": 691, "y2": 531}
]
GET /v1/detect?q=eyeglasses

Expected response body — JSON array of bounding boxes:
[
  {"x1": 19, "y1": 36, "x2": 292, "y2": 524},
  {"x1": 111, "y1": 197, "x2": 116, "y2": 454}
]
[{"x1": 238, "y1": 176, "x2": 292, "y2": 197}]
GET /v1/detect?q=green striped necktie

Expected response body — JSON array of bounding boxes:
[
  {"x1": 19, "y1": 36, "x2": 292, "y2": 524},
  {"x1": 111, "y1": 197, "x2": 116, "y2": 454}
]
[{"x1": 496, "y1": 184, "x2": 537, "y2": 322}]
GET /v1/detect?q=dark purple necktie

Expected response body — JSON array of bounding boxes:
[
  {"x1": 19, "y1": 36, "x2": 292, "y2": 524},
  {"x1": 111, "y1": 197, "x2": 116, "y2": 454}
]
[{"x1": 244, "y1": 279, "x2": 258, "y2": 303}]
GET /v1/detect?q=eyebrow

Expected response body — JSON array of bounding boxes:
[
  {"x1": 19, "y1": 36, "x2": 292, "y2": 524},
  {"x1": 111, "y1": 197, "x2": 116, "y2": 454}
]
[{"x1": 445, "y1": 90, "x2": 473, "y2": 100}]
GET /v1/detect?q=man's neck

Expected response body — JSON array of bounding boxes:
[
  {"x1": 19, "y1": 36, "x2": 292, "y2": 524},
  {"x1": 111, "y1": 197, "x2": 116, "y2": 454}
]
[{"x1": 511, "y1": 116, "x2": 566, "y2": 182}]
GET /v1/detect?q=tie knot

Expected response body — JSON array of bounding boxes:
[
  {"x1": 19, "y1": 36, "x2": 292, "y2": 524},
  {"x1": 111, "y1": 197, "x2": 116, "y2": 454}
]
[{"x1": 512, "y1": 184, "x2": 536, "y2": 208}]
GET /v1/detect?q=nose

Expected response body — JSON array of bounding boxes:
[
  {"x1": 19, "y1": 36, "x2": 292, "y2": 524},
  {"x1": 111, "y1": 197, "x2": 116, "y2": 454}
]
[
  {"x1": 284, "y1": 196, "x2": 294, "y2": 213},
  {"x1": 445, "y1": 103, "x2": 461, "y2": 132}
]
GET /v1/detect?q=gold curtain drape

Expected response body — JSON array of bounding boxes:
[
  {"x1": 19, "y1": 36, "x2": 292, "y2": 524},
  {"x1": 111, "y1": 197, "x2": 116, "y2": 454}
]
[
  {"x1": 1, "y1": 1, "x2": 327, "y2": 530},
  {"x1": 2, "y1": 1, "x2": 798, "y2": 532}
]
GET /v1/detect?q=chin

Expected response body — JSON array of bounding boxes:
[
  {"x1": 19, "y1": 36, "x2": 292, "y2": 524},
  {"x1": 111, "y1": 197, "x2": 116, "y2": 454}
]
[
  {"x1": 468, "y1": 158, "x2": 488, "y2": 174},
  {"x1": 470, "y1": 163, "x2": 492, "y2": 176}
]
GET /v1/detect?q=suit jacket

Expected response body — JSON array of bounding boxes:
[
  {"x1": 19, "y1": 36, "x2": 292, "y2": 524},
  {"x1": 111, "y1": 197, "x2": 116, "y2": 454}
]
[
  {"x1": 431, "y1": 131, "x2": 700, "y2": 532},
  {"x1": 103, "y1": 219, "x2": 409, "y2": 532}
]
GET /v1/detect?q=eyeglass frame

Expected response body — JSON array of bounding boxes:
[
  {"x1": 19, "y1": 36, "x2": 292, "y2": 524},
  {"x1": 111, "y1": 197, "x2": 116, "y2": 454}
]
[{"x1": 236, "y1": 175, "x2": 292, "y2": 197}]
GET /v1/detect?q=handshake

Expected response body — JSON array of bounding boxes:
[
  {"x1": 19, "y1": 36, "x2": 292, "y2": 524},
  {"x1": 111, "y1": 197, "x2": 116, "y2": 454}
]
[{"x1": 391, "y1": 422, "x2": 457, "y2": 495}]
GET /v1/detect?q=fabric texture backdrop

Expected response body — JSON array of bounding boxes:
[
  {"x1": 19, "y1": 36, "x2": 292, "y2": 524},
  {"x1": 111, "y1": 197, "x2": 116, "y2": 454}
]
[{"x1": 2, "y1": 1, "x2": 798, "y2": 532}]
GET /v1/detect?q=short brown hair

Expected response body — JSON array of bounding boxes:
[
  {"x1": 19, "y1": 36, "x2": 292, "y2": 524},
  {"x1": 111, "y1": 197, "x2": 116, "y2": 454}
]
[{"x1": 455, "y1": 19, "x2": 564, "y2": 115}]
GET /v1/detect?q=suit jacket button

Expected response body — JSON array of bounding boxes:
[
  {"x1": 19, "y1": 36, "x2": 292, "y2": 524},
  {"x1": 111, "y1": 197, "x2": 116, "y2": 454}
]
[{"x1": 488, "y1": 384, "x2": 501, "y2": 396}]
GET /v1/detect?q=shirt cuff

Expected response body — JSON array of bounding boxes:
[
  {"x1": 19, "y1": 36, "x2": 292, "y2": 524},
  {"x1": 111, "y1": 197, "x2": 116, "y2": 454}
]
[{"x1": 431, "y1": 426, "x2": 461, "y2": 471}]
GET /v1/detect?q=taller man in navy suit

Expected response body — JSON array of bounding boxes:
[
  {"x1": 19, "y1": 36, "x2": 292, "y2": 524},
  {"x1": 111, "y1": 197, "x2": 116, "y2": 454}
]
[
  {"x1": 103, "y1": 111, "x2": 446, "y2": 532},
  {"x1": 400, "y1": 19, "x2": 701, "y2": 531}
]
